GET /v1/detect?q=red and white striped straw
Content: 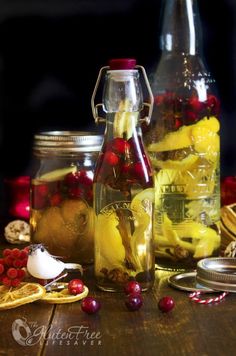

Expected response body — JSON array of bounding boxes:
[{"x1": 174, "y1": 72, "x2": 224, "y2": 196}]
[{"x1": 189, "y1": 291, "x2": 229, "y2": 304}]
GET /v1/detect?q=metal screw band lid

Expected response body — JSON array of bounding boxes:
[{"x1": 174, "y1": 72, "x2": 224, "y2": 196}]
[
  {"x1": 33, "y1": 131, "x2": 103, "y2": 153},
  {"x1": 197, "y1": 257, "x2": 236, "y2": 292}
]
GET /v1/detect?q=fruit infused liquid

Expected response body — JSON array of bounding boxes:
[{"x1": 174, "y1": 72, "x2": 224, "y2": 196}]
[
  {"x1": 92, "y1": 59, "x2": 155, "y2": 291},
  {"x1": 146, "y1": 94, "x2": 221, "y2": 270},
  {"x1": 143, "y1": 0, "x2": 221, "y2": 270},
  {"x1": 30, "y1": 132, "x2": 103, "y2": 264}
]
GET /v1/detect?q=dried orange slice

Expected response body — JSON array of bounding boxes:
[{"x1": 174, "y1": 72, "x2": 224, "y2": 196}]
[
  {"x1": 40, "y1": 283, "x2": 89, "y2": 304},
  {"x1": 0, "y1": 283, "x2": 46, "y2": 310}
]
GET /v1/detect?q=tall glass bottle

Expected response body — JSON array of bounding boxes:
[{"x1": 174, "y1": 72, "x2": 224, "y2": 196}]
[
  {"x1": 144, "y1": 0, "x2": 221, "y2": 270},
  {"x1": 92, "y1": 58, "x2": 155, "y2": 291}
]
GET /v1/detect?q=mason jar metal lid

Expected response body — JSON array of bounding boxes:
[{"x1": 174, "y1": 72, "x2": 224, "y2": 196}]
[
  {"x1": 196, "y1": 257, "x2": 236, "y2": 292},
  {"x1": 168, "y1": 271, "x2": 215, "y2": 293},
  {"x1": 33, "y1": 131, "x2": 103, "y2": 153}
]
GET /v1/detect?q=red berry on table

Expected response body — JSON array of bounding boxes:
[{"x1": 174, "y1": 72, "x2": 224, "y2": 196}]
[
  {"x1": 11, "y1": 248, "x2": 21, "y2": 259},
  {"x1": 7, "y1": 267, "x2": 18, "y2": 279},
  {"x1": 124, "y1": 281, "x2": 142, "y2": 295},
  {"x1": 3, "y1": 249, "x2": 12, "y2": 257},
  {"x1": 0, "y1": 264, "x2": 4, "y2": 275},
  {"x1": 68, "y1": 279, "x2": 84, "y2": 295},
  {"x1": 17, "y1": 269, "x2": 26, "y2": 279},
  {"x1": 4, "y1": 256, "x2": 14, "y2": 267},
  {"x1": 20, "y1": 250, "x2": 28, "y2": 259},
  {"x1": 21, "y1": 258, "x2": 28, "y2": 267},
  {"x1": 125, "y1": 294, "x2": 143, "y2": 311},
  {"x1": 13, "y1": 259, "x2": 22, "y2": 268},
  {"x1": 103, "y1": 151, "x2": 119, "y2": 166},
  {"x1": 158, "y1": 296, "x2": 175, "y2": 313},
  {"x1": 81, "y1": 296, "x2": 101, "y2": 314},
  {"x1": 11, "y1": 278, "x2": 21, "y2": 287},
  {"x1": 2, "y1": 276, "x2": 11, "y2": 287}
]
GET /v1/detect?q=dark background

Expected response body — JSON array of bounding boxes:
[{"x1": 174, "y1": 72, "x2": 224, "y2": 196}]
[{"x1": 0, "y1": 0, "x2": 235, "y2": 179}]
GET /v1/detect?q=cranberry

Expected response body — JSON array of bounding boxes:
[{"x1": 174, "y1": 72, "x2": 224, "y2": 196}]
[
  {"x1": 158, "y1": 296, "x2": 175, "y2": 313},
  {"x1": 35, "y1": 184, "x2": 49, "y2": 197},
  {"x1": 81, "y1": 297, "x2": 101, "y2": 314},
  {"x1": 175, "y1": 118, "x2": 183, "y2": 129},
  {"x1": 78, "y1": 170, "x2": 93, "y2": 186},
  {"x1": 68, "y1": 279, "x2": 84, "y2": 295},
  {"x1": 221, "y1": 176, "x2": 236, "y2": 205},
  {"x1": 50, "y1": 193, "x2": 62, "y2": 206},
  {"x1": 68, "y1": 187, "x2": 83, "y2": 199},
  {"x1": 185, "y1": 110, "x2": 198, "y2": 122},
  {"x1": 110, "y1": 138, "x2": 130, "y2": 154},
  {"x1": 125, "y1": 294, "x2": 143, "y2": 311},
  {"x1": 188, "y1": 96, "x2": 204, "y2": 112},
  {"x1": 120, "y1": 163, "x2": 132, "y2": 174},
  {"x1": 103, "y1": 151, "x2": 119, "y2": 166},
  {"x1": 65, "y1": 172, "x2": 80, "y2": 186},
  {"x1": 124, "y1": 281, "x2": 142, "y2": 295},
  {"x1": 31, "y1": 185, "x2": 49, "y2": 209},
  {"x1": 206, "y1": 94, "x2": 220, "y2": 115},
  {"x1": 0, "y1": 264, "x2": 4, "y2": 275},
  {"x1": 132, "y1": 161, "x2": 145, "y2": 179}
]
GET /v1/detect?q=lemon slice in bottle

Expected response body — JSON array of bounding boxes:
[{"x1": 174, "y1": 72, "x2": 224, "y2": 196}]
[
  {"x1": 0, "y1": 283, "x2": 46, "y2": 310},
  {"x1": 40, "y1": 284, "x2": 89, "y2": 304},
  {"x1": 131, "y1": 188, "x2": 155, "y2": 212},
  {"x1": 39, "y1": 166, "x2": 77, "y2": 182}
]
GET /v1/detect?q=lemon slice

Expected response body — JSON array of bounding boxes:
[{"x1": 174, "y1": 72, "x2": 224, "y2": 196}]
[
  {"x1": 0, "y1": 283, "x2": 46, "y2": 310},
  {"x1": 151, "y1": 154, "x2": 198, "y2": 171},
  {"x1": 39, "y1": 166, "x2": 77, "y2": 182},
  {"x1": 147, "y1": 116, "x2": 220, "y2": 153},
  {"x1": 130, "y1": 188, "x2": 155, "y2": 212},
  {"x1": 40, "y1": 284, "x2": 89, "y2": 304}
]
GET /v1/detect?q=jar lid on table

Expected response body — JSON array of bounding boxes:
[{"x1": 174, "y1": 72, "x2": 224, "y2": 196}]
[
  {"x1": 196, "y1": 257, "x2": 236, "y2": 292},
  {"x1": 33, "y1": 131, "x2": 103, "y2": 154}
]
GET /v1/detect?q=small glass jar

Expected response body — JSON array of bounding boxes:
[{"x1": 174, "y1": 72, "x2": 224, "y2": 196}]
[{"x1": 30, "y1": 131, "x2": 103, "y2": 264}]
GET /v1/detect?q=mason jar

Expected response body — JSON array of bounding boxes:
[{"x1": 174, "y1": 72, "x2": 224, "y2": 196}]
[{"x1": 30, "y1": 131, "x2": 103, "y2": 264}]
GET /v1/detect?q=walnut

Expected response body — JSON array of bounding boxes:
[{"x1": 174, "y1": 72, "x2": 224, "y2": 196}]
[
  {"x1": 174, "y1": 245, "x2": 189, "y2": 259},
  {"x1": 4, "y1": 220, "x2": 30, "y2": 244},
  {"x1": 224, "y1": 241, "x2": 236, "y2": 257}
]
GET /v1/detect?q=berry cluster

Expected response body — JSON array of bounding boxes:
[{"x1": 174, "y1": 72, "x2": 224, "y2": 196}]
[
  {"x1": 154, "y1": 92, "x2": 220, "y2": 129},
  {"x1": 0, "y1": 247, "x2": 29, "y2": 287},
  {"x1": 31, "y1": 169, "x2": 93, "y2": 210},
  {"x1": 94, "y1": 136, "x2": 153, "y2": 191}
]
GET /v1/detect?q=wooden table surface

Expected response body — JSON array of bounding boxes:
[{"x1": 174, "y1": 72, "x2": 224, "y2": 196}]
[{"x1": 0, "y1": 238, "x2": 236, "y2": 356}]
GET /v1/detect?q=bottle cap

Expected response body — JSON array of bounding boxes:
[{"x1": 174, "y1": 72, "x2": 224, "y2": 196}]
[{"x1": 108, "y1": 58, "x2": 136, "y2": 70}]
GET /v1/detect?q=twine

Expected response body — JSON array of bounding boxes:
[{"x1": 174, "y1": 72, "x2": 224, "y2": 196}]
[{"x1": 189, "y1": 290, "x2": 229, "y2": 304}]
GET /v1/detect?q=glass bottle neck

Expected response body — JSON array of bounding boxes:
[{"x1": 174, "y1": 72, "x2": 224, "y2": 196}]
[{"x1": 160, "y1": 0, "x2": 202, "y2": 56}]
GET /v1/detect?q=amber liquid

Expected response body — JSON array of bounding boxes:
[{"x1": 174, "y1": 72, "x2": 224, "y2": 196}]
[
  {"x1": 93, "y1": 126, "x2": 155, "y2": 291},
  {"x1": 145, "y1": 97, "x2": 221, "y2": 271},
  {"x1": 30, "y1": 168, "x2": 95, "y2": 264}
]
